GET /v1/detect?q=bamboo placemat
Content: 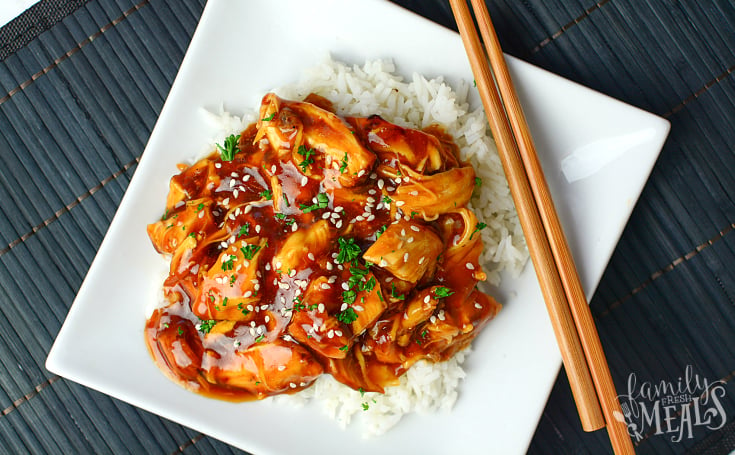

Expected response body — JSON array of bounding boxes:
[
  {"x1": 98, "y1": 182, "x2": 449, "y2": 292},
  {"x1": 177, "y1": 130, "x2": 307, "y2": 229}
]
[{"x1": 1, "y1": 1, "x2": 733, "y2": 453}]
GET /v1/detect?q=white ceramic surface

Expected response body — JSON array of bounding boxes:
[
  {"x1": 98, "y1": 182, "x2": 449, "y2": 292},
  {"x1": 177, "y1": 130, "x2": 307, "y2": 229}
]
[{"x1": 46, "y1": 1, "x2": 670, "y2": 454}]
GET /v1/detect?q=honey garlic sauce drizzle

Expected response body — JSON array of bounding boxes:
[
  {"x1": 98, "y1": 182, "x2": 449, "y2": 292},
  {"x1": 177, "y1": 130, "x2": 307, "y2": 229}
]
[{"x1": 145, "y1": 94, "x2": 501, "y2": 401}]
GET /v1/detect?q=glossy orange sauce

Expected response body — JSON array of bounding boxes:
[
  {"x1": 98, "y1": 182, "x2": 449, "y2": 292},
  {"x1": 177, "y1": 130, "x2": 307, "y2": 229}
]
[{"x1": 145, "y1": 93, "x2": 501, "y2": 401}]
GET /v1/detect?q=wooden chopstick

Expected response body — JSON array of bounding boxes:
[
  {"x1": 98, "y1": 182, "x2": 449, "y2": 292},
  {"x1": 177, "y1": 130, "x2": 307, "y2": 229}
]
[
  {"x1": 464, "y1": 2, "x2": 634, "y2": 454},
  {"x1": 449, "y1": 1, "x2": 634, "y2": 453}
]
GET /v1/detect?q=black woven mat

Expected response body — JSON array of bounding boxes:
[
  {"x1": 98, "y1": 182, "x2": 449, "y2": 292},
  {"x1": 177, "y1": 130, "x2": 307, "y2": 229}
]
[{"x1": 1, "y1": 1, "x2": 734, "y2": 454}]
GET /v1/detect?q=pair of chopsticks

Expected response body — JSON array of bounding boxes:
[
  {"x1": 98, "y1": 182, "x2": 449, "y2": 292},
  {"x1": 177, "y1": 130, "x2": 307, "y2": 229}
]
[{"x1": 449, "y1": 1, "x2": 634, "y2": 454}]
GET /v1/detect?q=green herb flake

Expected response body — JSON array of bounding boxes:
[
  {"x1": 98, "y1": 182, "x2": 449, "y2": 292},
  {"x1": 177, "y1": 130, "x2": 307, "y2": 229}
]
[
  {"x1": 337, "y1": 307, "x2": 358, "y2": 324},
  {"x1": 198, "y1": 319, "x2": 217, "y2": 334},
  {"x1": 361, "y1": 402, "x2": 369, "y2": 411},
  {"x1": 240, "y1": 244, "x2": 261, "y2": 260},
  {"x1": 262, "y1": 112, "x2": 276, "y2": 122},
  {"x1": 469, "y1": 222, "x2": 488, "y2": 240},
  {"x1": 221, "y1": 254, "x2": 236, "y2": 271},
  {"x1": 433, "y1": 286, "x2": 454, "y2": 299},
  {"x1": 237, "y1": 223, "x2": 250, "y2": 238},
  {"x1": 255, "y1": 334, "x2": 265, "y2": 343},
  {"x1": 161, "y1": 209, "x2": 169, "y2": 221},
  {"x1": 339, "y1": 153, "x2": 349, "y2": 174},
  {"x1": 259, "y1": 189, "x2": 273, "y2": 200},
  {"x1": 336, "y1": 237, "x2": 361, "y2": 265},
  {"x1": 297, "y1": 145, "x2": 315, "y2": 172},
  {"x1": 300, "y1": 193, "x2": 329, "y2": 213},
  {"x1": 217, "y1": 134, "x2": 241, "y2": 161},
  {"x1": 338, "y1": 344, "x2": 349, "y2": 351},
  {"x1": 177, "y1": 327, "x2": 184, "y2": 336},
  {"x1": 196, "y1": 203, "x2": 205, "y2": 212},
  {"x1": 382, "y1": 195, "x2": 392, "y2": 204}
]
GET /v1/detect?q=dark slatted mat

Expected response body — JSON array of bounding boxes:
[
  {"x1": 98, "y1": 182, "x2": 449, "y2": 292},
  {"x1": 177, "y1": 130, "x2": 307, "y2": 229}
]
[{"x1": 1, "y1": 1, "x2": 734, "y2": 454}]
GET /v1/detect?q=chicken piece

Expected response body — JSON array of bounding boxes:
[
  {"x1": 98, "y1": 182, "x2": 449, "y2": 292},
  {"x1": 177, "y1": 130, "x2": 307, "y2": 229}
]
[
  {"x1": 202, "y1": 338, "x2": 323, "y2": 398},
  {"x1": 148, "y1": 197, "x2": 218, "y2": 255},
  {"x1": 436, "y1": 209, "x2": 487, "y2": 282},
  {"x1": 255, "y1": 93, "x2": 376, "y2": 186},
  {"x1": 165, "y1": 158, "x2": 221, "y2": 211},
  {"x1": 347, "y1": 271, "x2": 386, "y2": 336},
  {"x1": 272, "y1": 219, "x2": 333, "y2": 274},
  {"x1": 348, "y1": 115, "x2": 457, "y2": 174},
  {"x1": 391, "y1": 165, "x2": 476, "y2": 219},
  {"x1": 362, "y1": 219, "x2": 443, "y2": 283},
  {"x1": 145, "y1": 312, "x2": 204, "y2": 384},
  {"x1": 325, "y1": 347, "x2": 403, "y2": 393},
  {"x1": 192, "y1": 236, "x2": 267, "y2": 321},
  {"x1": 287, "y1": 276, "x2": 352, "y2": 359}
]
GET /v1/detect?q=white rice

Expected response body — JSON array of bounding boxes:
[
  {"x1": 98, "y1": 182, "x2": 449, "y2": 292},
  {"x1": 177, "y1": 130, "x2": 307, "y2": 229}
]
[{"x1": 202, "y1": 56, "x2": 529, "y2": 437}]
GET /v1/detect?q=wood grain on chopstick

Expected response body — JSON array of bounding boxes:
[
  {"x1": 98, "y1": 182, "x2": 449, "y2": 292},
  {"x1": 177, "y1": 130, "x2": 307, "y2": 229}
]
[
  {"x1": 465, "y1": 2, "x2": 634, "y2": 454},
  {"x1": 447, "y1": 0, "x2": 605, "y2": 433}
]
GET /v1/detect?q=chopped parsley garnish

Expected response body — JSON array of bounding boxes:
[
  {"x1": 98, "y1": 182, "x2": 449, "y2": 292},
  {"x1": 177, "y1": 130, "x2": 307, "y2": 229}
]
[
  {"x1": 229, "y1": 274, "x2": 236, "y2": 286},
  {"x1": 336, "y1": 237, "x2": 361, "y2": 265},
  {"x1": 361, "y1": 402, "x2": 369, "y2": 411},
  {"x1": 469, "y1": 222, "x2": 488, "y2": 240},
  {"x1": 196, "y1": 203, "x2": 205, "y2": 212},
  {"x1": 282, "y1": 194, "x2": 290, "y2": 207},
  {"x1": 339, "y1": 153, "x2": 349, "y2": 173},
  {"x1": 217, "y1": 134, "x2": 240, "y2": 161},
  {"x1": 221, "y1": 254, "x2": 236, "y2": 271},
  {"x1": 222, "y1": 297, "x2": 229, "y2": 307},
  {"x1": 382, "y1": 195, "x2": 392, "y2": 204},
  {"x1": 260, "y1": 189, "x2": 273, "y2": 200},
  {"x1": 338, "y1": 344, "x2": 349, "y2": 351},
  {"x1": 241, "y1": 244, "x2": 261, "y2": 260},
  {"x1": 337, "y1": 307, "x2": 358, "y2": 324},
  {"x1": 262, "y1": 112, "x2": 276, "y2": 121},
  {"x1": 237, "y1": 223, "x2": 250, "y2": 238},
  {"x1": 475, "y1": 177, "x2": 482, "y2": 188},
  {"x1": 433, "y1": 286, "x2": 454, "y2": 299},
  {"x1": 342, "y1": 289, "x2": 357, "y2": 305},
  {"x1": 161, "y1": 209, "x2": 169, "y2": 221},
  {"x1": 375, "y1": 225, "x2": 387, "y2": 238},
  {"x1": 255, "y1": 334, "x2": 265, "y2": 343},
  {"x1": 390, "y1": 283, "x2": 406, "y2": 300},
  {"x1": 188, "y1": 232, "x2": 196, "y2": 238},
  {"x1": 198, "y1": 319, "x2": 217, "y2": 334},
  {"x1": 275, "y1": 213, "x2": 286, "y2": 220},
  {"x1": 177, "y1": 327, "x2": 183, "y2": 336},
  {"x1": 300, "y1": 193, "x2": 329, "y2": 213},
  {"x1": 297, "y1": 145, "x2": 315, "y2": 172}
]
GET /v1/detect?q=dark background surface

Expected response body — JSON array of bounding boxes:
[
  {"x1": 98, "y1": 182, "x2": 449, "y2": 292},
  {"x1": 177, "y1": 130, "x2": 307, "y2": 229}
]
[{"x1": 1, "y1": 0, "x2": 734, "y2": 453}]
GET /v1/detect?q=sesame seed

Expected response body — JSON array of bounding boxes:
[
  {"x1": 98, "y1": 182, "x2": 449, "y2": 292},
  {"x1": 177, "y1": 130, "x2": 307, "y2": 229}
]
[
  {"x1": 291, "y1": 223, "x2": 298, "y2": 232},
  {"x1": 250, "y1": 327, "x2": 256, "y2": 336},
  {"x1": 244, "y1": 291, "x2": 253, "y2": 298},
  {"x1": 395, "y1": 200, "x2": 405, "y2": 207},
  {"x1": 235, "y1": 207, "x2": 241, "y2": 216},
  {"x1": 321, "y1": 283, "x2": 331, "y2": 290},
  {"x1": 256, "y1": 325, "x2": 264, "y2": 335},
  {"x1": 326, "y1": 262, "x2": 334, "y2": 271},
  {"x1": 377, "y1": 179, "x2": 384, "y2": 189},
  {"x1": 407, "y1": 237, "x2": 414, "y2": 243},
  {"x1": 340, "y1": 303, "x2": 348, "y2": 311},
  {"x1": 355, "y1": 215, "x2": 364, "y2": 221},
  {"x1": 401, "y1": 229, "x2": 406, "y2": 236},
  {"x1": 410, "y1": 191, "x2": 419, "y2": 196},
  {"x1": 403, "y1": 176, "x2": 410, "y2": 182},
  {"x1": 410, "y1": 225, "x2": 420, "y2": 232},
  {"x1": 223, "y1": 198, "x2": 230, "y2": 205},
  {"x1": 318, "y1": 303, "x2": 325, "y2": 313},
  {"x1": 276, "y1": 261, "x2": 282, "y2": 269},
  {"x1": 255, "y1": 225, "x2": 261, "y2": 233},
  {"x1": 322, "y1": 212, "x2": 331, "y2": 219},
  {"x1": 198, "y1": 211, "x2": 204, "y2": 219},
  {"x1": 328, "y1": 275, "x2": 337, "y2": 283},
  {"x1": 385, "y1": 277, "x2": 393, "y2": 282},
  {"x1": 307, "y1": 252, "x2": 315, "y2": 261},
  {"x1": 278, "y1": 282, "x2": 290, "y2": 290},
  {"x1": 244, "y1": 175, "x2": 251, "y2": 182},
  {"x1": 379, "y1": 259, "x2": 388, "y2": 267},
  {"x1": 233, "y1": 189, "x2": 240, "y2": 198},
  {"x1": 387, "y1": 186, "x2": 396, "y2": 191},
  {"x1": 341, "y1": 282, "x2": 350, "y2": 290},
  {"x1": 230, "y1": 179, "x2": 236, "y2": 188},
  {"x1": 418, "y1": 256, "x2": 425, "y2": 264},
  {"x1": 215, "y1": 163, "x2": 222, "y2": 168},
  {"x1": 260, "y1": 304, "x2": 268, "y2": 310},
  {"x1": 335, "y1": 206, "x2": 344, "y2": 212},
  {"x1": 430, "y1": 315, "x2": 437, "y2": 323},
  {"x1": 370, "y1": 173, "x2": 377, "y2": 179},
  {"x1": 366, "y1": 196, "x2": 376, "y2": 203},
  {"x1": 334, "y1": 330, "x2": 343, "y2": 336},
  {"x1": 424, "y1": 295, "x2": 431, "y2": 304},
  {"x1": 289, "y1": 269, "x2": 297, "y2": 277},
  {"x1": 403, "y1": 253, "x2": 409, "y2": 262},
  {"x1": 327, "y1": 330, "x2": 334, "y2": 339},
  {"x1": 395, "y1": 177, "x2": 402, "y2": 184},
  {"x1": 301, "y1": 176, "x2": 308, "y2": 186},
  {"x1": 466, "y1": 262, "x2": 475, "y2": 270},
  {"x1": 271, "y1": 165, "x2": 277, "y2": 173},
  {"x1": 247, "y1": 305, "x2": 254, "y2": 311},
  {"x1": 290, "y1": 383, "x2": 297, "y2": 388},
  {"x1": 278, "y1": 365, "x2": 286, "y2": 371},
  {"x1": 366, "y1": 214, "x2": 375, "y2": 222},
  {"x1": 357, "y1": 170, "x2": 366, "y2": 177},
  {"x1": 368, "y1": 189, "x2": 376, "y2": 195},
  {"x1": 336, "y1": 220, "x2": 343, "y2": 228},
  {"x1": 244, "y1": 205, "x2": 253, "y2": 214}
]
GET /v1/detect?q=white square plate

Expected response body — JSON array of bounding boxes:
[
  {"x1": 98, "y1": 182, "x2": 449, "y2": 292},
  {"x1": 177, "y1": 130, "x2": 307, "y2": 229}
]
[{"x1": 46, "y1": 0, "x2": 670, "y2": 453}]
